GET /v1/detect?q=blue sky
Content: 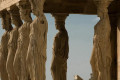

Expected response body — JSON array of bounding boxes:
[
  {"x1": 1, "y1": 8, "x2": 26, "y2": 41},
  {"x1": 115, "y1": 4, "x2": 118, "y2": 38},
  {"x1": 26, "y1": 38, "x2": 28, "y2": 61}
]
[{"x1": 0, "y1": 14, "x2": 99, "y2": 80}]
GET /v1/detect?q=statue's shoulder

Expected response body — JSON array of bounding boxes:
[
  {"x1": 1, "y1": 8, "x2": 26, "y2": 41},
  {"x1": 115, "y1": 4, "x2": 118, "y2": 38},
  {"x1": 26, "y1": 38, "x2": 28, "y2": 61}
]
[
  {"x1": 2, "y1": 32, "x2": 7, "y2": 37},
  {"x1": 2, "y1": 32, "x2": 9, "y2": 38}
]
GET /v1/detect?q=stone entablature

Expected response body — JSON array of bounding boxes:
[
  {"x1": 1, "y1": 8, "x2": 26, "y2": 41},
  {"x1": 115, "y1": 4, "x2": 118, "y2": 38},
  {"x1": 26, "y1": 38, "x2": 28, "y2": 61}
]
[
  {"x1": 0, "y1": 0, "x2": 118, "y2": 14},
  {"x1": 0, "y1": 0, "x2": 20, "y2": 11}
]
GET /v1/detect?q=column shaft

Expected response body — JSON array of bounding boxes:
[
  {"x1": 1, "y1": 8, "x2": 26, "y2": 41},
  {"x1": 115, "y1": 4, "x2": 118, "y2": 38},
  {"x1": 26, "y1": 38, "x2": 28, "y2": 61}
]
[
  {"x1": 91, "y1": 0, "x2": 113, "y2": 80},
  {"x1": 117, "y1": 16, "x2": 120, "y2": 80},
  {"x1": 26, "y1": 0, "x2": 48, "y2": 80},
  {"x1": 51, "y1": 13, "x2": 69, "y2": 80}
]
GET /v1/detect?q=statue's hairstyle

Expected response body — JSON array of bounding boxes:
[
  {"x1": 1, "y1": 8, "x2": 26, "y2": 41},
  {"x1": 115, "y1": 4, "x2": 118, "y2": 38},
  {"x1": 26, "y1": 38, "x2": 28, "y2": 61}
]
[{"x1": 29, "y1": 0, "x2": 45, "y2": 10}]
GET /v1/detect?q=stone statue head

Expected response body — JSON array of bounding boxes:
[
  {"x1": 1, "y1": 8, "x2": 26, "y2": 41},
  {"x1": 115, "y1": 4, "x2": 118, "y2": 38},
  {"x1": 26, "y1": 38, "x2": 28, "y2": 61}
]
[
  {"x1": 0, "y1": 11, "x2": 13, "y2": 31},
  {"x1": 55, "y1": 21, "x2": 66, "y2": 31},
  {"x1": 29, "y1": 0, "x2": 45, "y2": 17},
  {"x1": 18, "y1": 3, "x2": 32, "y2": 22},
  {"x1": 52, "y1": 13, "x2": 68, "y2": 31},
  {"x1": 9, "y1": 9, "x2": 23, "y2": 27},
  {"x1": 94, "y1": 0, "x2": 113, "y2": 18}
]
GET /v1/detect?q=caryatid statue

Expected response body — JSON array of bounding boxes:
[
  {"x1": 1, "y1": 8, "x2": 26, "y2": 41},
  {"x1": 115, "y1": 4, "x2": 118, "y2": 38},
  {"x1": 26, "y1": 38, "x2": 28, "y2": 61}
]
[
  {"x1": 51, "y1": 13, "x2": 69, "y2": 80},
  {"x1": 6, "y1": 8, "x2": 23, "y2": 80},
  {"x1": 91, "y1": 0, "x2": 113, "y2": 80},
  {"x1": 0, "y1": 11, "x2": 13, "y2": 80},
  {"x1": 13, "y1": 2, "x2": 32, "y2": 80},
  {"x1": 26, "y1": 0, "x2": 48, "y2": 80}
]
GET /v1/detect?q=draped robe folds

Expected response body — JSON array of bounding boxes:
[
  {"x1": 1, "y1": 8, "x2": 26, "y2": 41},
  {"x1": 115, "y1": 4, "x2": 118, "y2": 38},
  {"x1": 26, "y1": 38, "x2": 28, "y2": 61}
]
[
  {"x1": 90, "y1": 45, "x2": 98, "y2": 80},
  {"x1": 0, "y1": 31, "x2": 10, "y2": 80},
  {"x1": 7, "y1": 28, "x2": 19, "y2": 80},
  {"x1": 51, "y1": 30, "x2": 69, "y2": 80},
  {"x1": 13, "y1": 22, "x2": 31, "y2": 80},
  {"x1": 26, "y1": 15, "x2": 48, "y2": 80},
  {"x1": 92, "y1": 14, "x2": 112, "y2": 80},
  {"x1": 0, "y1": 45, "x2": 1, "y2": 72}
]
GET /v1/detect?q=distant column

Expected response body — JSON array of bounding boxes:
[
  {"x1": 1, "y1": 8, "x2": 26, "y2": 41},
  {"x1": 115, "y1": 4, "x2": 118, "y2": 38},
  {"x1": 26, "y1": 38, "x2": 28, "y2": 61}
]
[{"x1": 51, "y1": 13, "x2": 69, "y2": 80}]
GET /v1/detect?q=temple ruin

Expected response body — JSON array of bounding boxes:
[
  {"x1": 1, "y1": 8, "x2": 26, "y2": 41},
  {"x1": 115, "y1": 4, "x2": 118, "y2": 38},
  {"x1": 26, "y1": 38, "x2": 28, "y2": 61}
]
[{"x1": 0, "y1": 0, "x2": 119, "y2": 80}]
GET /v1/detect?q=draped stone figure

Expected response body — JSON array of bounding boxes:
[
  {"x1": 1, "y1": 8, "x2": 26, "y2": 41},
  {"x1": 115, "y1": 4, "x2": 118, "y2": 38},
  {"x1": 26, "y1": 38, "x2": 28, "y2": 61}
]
[
  {"x1": 90, "y1": 48, "x2": 98, "y2": 80},
  {"x1": 26, "y1": 0, "x2": 48, "y2": 80},
  {"x1": 51, "y1": 13, "x2": 69, "y2": 80},
  {"x1": 91, "y1": 0, "x2": 113, "y2": 80},
  {"x1": 0, "y1": 43, "x2": 1, "y2": 77},
  {"x1": 0, "y1": 44, "x2": 1, "y2": 72},
  {"x1": 0, "y1": 11, "x2": 13, "y2": 80},
  {"x1": 13, "y1": 3, "x2": 32, "y2": 80},
  {"x1": 6, "y1": 9, "x2": 23, "y2": 80}
]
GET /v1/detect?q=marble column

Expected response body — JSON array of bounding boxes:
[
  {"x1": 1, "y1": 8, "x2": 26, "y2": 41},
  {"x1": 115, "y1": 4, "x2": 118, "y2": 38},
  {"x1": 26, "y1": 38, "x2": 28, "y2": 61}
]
[
  {"x1": 13, "y1": 2, "x2": 32, "y2": 80},
  {"x1": 91, "y1": 0, "x2": 113, "y2": 80},
  {"x1": 0, "y1": 11, "x2": 13, "y2": 80},
  {"x1": 51, "y1": 13, "x2": 69, "y2": 80},
  {"x1": 6, "y1": 8, "x2": 22, "y2": 80},
  {"x1": 26, "y1": 0, "x2": 48, "y2": 80},
  {"x1": 117, "y1": 14, "x2": 120, "y2": 80}
]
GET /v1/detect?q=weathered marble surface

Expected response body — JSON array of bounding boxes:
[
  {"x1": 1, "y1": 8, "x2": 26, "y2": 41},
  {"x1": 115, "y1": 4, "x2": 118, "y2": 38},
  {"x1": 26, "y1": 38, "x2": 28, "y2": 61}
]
[
  {"x1": 51, "y1": 13, "x2": 69, "y2": 80},
  {"x1": 26, "y1": 14, "x2": 48, "y2": 80},
  {"x1": 117, "y1": 16, "x2": 120, "y2": 80},
  {"x1": 26, "y1": 0, "x2": 48, "y2": 80},
  {"x1": 0, "y1": 11, "x2": 13, "y2": 80},
  {"x1": 13, "y1": 3, "x2": 32, "y2": 80},
  {"x1": 90, "y1": 0, "x2": 113, "y2": 80},
  {"x1": 0, "y1": 32, "x2": 10, "y2": 80},
  {"x1": 6, "y1": 9, "x2": 22, "y2": 80},
  {"x1": 0, "y1": 0, "x2": 21, "y2": 11}
]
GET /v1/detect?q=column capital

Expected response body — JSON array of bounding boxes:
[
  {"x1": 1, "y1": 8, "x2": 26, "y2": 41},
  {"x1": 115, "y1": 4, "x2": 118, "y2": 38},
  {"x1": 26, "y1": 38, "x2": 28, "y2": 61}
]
[
  {"x1": 51, "y1": 13, "x2": 69, "y2": 31},
  {"x1": 0, "y1": 10, "x2": 12, "y2": 31},
  {"x1": 94, "y1": 0, "x2": 114, "y2": 14},
  {"x1": 16, "y1": 1, "x2": 32, "y2": 23},
  {"x1": 7, "y1": 7, "x2": 23, "y2": 27},
  {"x1": 52, "y1": 13, "x2": 69, "y2": 22}
]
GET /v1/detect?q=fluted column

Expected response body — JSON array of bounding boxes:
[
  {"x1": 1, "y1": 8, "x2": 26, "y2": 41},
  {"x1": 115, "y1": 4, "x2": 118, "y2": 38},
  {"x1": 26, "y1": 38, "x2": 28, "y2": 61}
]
[
  {"x1": 90, "y1": 0, "x2": 113, "y2": 80},
  {"x1": 0, "y1": 11, "x2": 12, "y2": 80},
  {"x1": 51, "y1": 13, "x2": 69, "y2": 80}
]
